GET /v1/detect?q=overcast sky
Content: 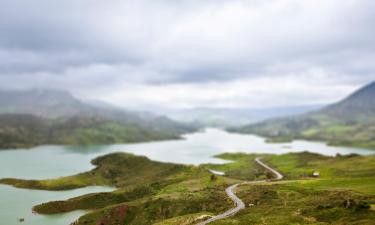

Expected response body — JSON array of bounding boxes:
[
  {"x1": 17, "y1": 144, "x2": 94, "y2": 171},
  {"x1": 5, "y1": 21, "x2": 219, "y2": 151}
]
[{"x1": 0, "y1": 0, "x2": 374, "y2": 109}]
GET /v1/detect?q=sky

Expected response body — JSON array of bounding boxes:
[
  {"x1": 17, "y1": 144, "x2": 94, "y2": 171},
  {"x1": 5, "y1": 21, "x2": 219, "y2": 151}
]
[{"x1": 0, "y1": 0, "x2": 374, "y2": 109}]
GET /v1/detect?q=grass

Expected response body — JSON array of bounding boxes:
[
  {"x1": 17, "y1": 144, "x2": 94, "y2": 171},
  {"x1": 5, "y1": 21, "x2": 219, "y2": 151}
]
[
  {"x1": 204, "y1": 152, "x2": 375, "y2": 224},
  {"x1": 1, "y1": 151, "x2": 375, "y2": 224},
  {"x1": 73, "y1": 192, "x2": 229, "y2": 225},
  {"x1": 288, "y1": 178, "x2": 375, "y2": 195},
  {"x1": 210, "y1": 183, "x2": 375, "y2": 225},
  {"x1": 262, "y1": 152, "x2": 375, "y2": 181},
  {"x1": 0, "y1": 115, "x2": 185, "y2": 149},
  {"x1": 0, "y1": 152, "x2": 236, "y2": 225},
  {"x1": 0, "y1": 152, "x2": 199, "y2": 191},
  {"x1": 153, "y1": 213, "x2": 213, "y2": 225},
  {"x1": 202, "y1": 153, "x2": 264, "y2": 181},
  {"x1": 231, "y1": 112, "x2": 375, "y2": 150}
]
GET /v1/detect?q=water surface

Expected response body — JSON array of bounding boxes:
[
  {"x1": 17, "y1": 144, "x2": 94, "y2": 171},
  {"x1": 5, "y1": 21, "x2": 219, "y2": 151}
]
[
  {"x1": 0, "y1": 128, "x2": 373, "y2": 225},
  {"x1": 0, "y1": 185, "x2": 115, "y2": 225}
]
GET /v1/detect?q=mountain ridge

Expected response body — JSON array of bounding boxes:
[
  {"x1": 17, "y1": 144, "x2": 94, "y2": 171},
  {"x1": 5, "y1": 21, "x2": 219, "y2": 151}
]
[
  {"x1": 230, "y1": 81, "x2": 375, "y2": 149},
  {"x1": 0, "y1": 89, "x2": 196, "y2": 149},
  {"x1": 323, "y1": 81, "x2": 375, "y2": 119}
]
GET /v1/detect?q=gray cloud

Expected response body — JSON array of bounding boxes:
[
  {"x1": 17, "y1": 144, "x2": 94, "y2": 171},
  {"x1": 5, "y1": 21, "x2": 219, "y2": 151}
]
[{"x1": 0, "y1": 0, "x2": 374, "y2": 108}]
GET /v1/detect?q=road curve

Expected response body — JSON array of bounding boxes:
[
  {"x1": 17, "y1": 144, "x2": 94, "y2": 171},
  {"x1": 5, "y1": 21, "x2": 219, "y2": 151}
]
[
  {"x1": 254, "y1": 157, "x2": 284, "y2": 180},
  {"x1": 197, "y1": 157, "x2": 283, "y2": 225}
]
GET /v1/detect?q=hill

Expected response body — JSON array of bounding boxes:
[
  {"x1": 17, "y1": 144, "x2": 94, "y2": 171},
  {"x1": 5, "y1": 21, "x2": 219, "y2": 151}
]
[
  {"x1": 0, "y1": 89, "x2": 99, "y2": 118},
  {"x1": 0, "y1": 114, "x2": 187, "y2": 149},
  {"x1": 0, "y1": 89, "x2": 196, "y2": 149},
  {"x1": 324, "y1": 81, "x2": 375, "y2": 119},
  {"x1": 1, "y1": 152, "x2": 374, "y2": 224},
  {"x1": 230, "y1": 82, "x2": 375, "y2": 149},
  {"x1": 0, "y1": 153, "x2": 233, "y2": 224}
]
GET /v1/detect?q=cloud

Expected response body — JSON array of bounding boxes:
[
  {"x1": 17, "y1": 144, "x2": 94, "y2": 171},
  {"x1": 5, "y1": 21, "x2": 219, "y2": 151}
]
[
  {"x1": 0, "y1": 0, "x2": 373, "y2": 108},
  {"x1": 92, "y1": 69, "x2": 364, "y2": 109}
]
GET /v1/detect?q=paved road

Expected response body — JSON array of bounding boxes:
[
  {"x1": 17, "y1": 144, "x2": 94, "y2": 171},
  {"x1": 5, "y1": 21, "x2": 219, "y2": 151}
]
[
  {"x1": 254, "y1": 157, "x2": 284, "y2": 180},
  {"x1": 197, "y1": 157, "x2": 283, "y2": 225}
]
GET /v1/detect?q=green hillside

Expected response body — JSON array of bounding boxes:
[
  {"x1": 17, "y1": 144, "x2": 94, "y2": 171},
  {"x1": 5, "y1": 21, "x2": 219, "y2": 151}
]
[
  {"x1": 0, "y1": 114, "x2": 184, "y2": 149},
  {"x1": 0, "y1": 89, "x2": 196, "y2": 149},
  {"x1": 1, "y1": 152, "x2": 374, "y2": 225},
  {"x1": 231, "y1": 82, "x2": 375, "y2": 149},
  {"x1": 207, "y1": 152, "x2": 375, "y2": 225},
  {"x1": 0, "y1": 153, "x2": 235, "y2": 225}
]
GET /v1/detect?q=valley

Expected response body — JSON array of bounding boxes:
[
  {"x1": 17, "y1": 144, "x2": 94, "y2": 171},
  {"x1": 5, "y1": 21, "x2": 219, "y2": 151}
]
[
  {"x1": 1, "y1": 1, "x2": 374, "y2": 224},
  {"x1": 1, "y1": 84, "x2": 375, "y2": 225}
]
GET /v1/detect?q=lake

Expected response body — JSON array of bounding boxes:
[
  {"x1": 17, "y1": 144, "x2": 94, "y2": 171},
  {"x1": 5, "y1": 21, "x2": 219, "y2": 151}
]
[{"x1": 0, "y1": 128, "x2": 373, "y2": 225}]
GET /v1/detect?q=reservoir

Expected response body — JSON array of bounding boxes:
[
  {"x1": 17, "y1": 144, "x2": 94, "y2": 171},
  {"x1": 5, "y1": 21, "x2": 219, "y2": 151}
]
[{"x1": 0, "y1": 128, "x2": 373, "y2": 225}]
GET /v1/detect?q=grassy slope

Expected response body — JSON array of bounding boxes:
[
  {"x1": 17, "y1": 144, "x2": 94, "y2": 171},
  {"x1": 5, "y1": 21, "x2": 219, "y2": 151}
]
[
  {"x1": 232, "y1": 114, "x2": 375, "y2": 150},
  {"x1": 1, "y1": 153, "x2": 202, "y2": 190},
  {"x1": 1, "y1": 152, "x2": 375, "y2": 224},
  {"x1": 212, "y1": 184, "x2": 375, "y2": 225},
  {"x1": 0, "y1": 153, "x2": 236, "y2": 225},
  {"x1": 206, "y1": 152, "x2": 375, "y2": 225},
  {"x1": 206, "y1": 152, "x2": 375, "y2": 194},
  {"x1": 202, "y1": 153, "x2": 267, "y2": 181},
  {"x1": 232, "y1": 82, "x2": 375, "y2": 150},
  {"x1": 0, "y1": 115, "x2": 181, "y2": 149}
]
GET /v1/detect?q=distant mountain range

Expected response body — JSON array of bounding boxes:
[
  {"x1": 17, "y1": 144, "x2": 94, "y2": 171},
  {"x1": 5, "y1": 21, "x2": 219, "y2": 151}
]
[
  {"x1": 0, "y1": 89, "x2": 91, "y2": 118},
  {"x1": 138, "y1": 105, "x2": 324, "y2": 127},
  {"x1": 0, "y1": 89, "x2": 196, "y2": 149},
  {"x1": 231, "y1": 82, "x2": 375, "y2": 149}
]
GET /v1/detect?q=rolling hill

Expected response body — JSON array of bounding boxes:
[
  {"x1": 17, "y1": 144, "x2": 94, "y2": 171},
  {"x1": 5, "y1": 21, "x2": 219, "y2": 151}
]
[
  {"x1": 0, "y1": 89, "x2": 196, "y2": 149},
  {"x1": 230, "y1": 81, "x2": 375, "y2": 149}
]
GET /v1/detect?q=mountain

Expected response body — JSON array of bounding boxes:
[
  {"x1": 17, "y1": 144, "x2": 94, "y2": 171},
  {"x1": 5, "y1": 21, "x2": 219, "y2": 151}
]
[
  {"x1": 136, "y1": 105, "x2": 324, "y2": 127},
  {"x1": 323, "y1": 81, "x2": 375, "y2": 119},
  {"x1": 231, "y1": 82, "x2": 375, "y2": 149},
  {"x1": 0, "y1": 89, "x2": 91, "y2": 118},
  {"x1": 0, "y1": 89, "x2": 196, "y2": 149}
]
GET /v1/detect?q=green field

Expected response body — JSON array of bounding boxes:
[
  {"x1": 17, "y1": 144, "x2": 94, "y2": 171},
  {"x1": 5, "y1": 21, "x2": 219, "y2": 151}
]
[{"x1": 206, "y1": 152, "x2": 375, "y2": 224}]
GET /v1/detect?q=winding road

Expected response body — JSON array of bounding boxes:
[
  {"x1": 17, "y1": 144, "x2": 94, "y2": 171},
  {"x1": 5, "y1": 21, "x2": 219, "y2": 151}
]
[{"x1": 197, "y1": 157, "x2": 283, "y2": 225}]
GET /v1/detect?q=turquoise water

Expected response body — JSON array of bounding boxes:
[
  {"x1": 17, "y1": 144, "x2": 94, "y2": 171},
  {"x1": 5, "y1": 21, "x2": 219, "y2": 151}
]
[
  {"x1": 0, "y1": 128, "x2": 373, "y2": 225},
  {"x1": 0, "y1": 185, "x2": 115, "y2": 225}
]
